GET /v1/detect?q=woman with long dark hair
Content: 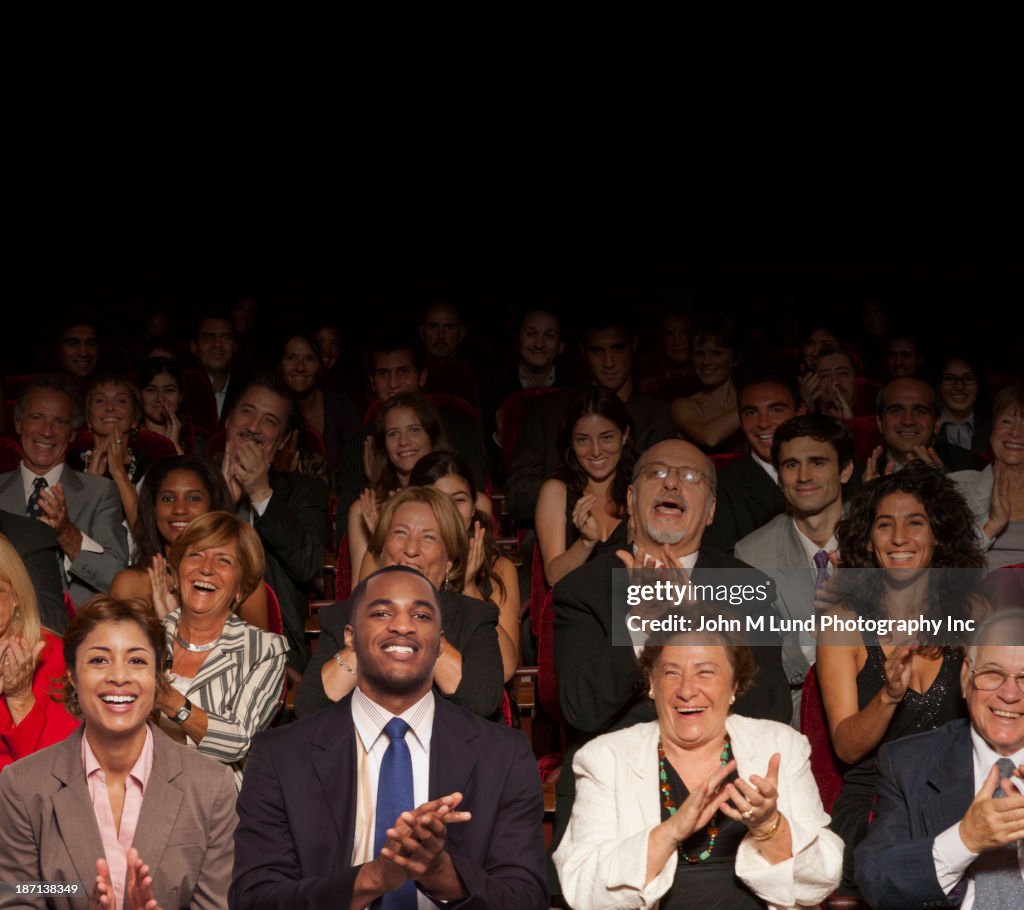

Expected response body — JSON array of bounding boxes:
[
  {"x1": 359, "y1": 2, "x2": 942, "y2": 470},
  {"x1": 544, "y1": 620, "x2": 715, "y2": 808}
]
[{"x1": 535, "y1": 386, "x2": 636, "y2": 585}]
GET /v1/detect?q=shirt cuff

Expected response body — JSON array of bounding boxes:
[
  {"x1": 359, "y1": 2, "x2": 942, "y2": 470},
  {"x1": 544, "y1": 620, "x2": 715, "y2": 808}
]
[
  {"x1": 251, "y1": 492, "x2": 273, "y2": 517},
  {"x1": 932, "y1": 821, "x2": 977, "y2": 894},
  {"x1": 64, "y1": 532, "x2": 103, "y2": 574}
]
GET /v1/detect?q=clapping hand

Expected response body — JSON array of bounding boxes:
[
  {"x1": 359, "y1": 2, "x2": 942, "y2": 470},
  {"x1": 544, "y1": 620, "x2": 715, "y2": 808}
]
[
  {"x1": 720, "y1": 753, "x2": 782, "y2": 836},
  {"x1": 958, "y1": 762, "x2": 1024, "y2": 853},
  {"x1": 571, "y1": 494, "x2": 600, "y2": 545}
]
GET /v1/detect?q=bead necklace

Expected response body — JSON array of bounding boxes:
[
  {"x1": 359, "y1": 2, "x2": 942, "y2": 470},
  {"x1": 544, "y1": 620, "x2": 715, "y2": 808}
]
[{"x1": 658, "y1": 735, "x2": 732, "y2": 864}]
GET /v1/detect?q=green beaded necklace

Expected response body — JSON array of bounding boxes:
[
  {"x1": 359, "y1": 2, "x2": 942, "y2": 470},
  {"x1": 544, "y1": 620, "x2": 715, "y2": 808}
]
[{"x1": 658, "y1": 735, "x2": 732, "y2": 864}]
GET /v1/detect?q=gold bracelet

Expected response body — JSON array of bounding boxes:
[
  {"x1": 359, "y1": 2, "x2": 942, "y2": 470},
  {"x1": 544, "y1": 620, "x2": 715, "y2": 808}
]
[
  {"x1": 334, "y1": 651, "x2": 356, "y2": 675},
  {"x1": 751, "y1": 813, "x2": 783, "y2": 841}
]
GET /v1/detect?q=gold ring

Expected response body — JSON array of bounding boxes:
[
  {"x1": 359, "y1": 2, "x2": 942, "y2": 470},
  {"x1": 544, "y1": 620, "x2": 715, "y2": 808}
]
[{"x1": 741, "y1": 809, "x2": 754, "y2": 821}]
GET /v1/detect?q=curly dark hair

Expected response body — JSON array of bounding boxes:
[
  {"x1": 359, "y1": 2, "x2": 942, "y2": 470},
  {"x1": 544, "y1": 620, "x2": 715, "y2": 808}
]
[
  {"x1": 132, "y1": 456, "x2": 234, "y2": 567},
  {"x1": 554, "y1": 386, "x2": 636, "y2": 520},
  {"x1": 833, "y1": 460, "x2": 985, "y2": 632},
  {"x1": 411, "y1": 450, "x2": 506, "y2": 603}
]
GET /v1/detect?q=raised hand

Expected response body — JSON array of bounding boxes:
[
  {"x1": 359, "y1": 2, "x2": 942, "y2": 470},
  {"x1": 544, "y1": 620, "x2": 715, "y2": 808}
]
[
  {"x1": 571, "y1": 494, "x2": 600, "y2": 544},
  {"x1": 663, "y1": 760, "x2": 736, "y2": 845},
  {"x1": 720, "y1": 753, "x2": 782, "y2": 834},
  {"x1": 958, "y1": 762, "x2": 1024, "y2": 853},
  {"x1": 147, "y1": 554, "x2": 178, "y2": 618},
  {"x1": 126, "y1": 847, "x2": 163, "y2": 910},
  {"x1": 89, "y1": 858, "x2": 114, "y2": 910},
  {"x1": 881, "y1": 645, "x2": 914, "y2": 704},
  {"x1": 359, "y1": 489, "x2": 381, "y2": 535},
  {"x1": 985, "y1": 459, "x2": 1012, "y2": 540},
  {"x1": 86, "y1": 434, "x2": 110, "y2": 477},
  {"x1": 465, "y1": 520, "x2": 486, "y2": 581}
]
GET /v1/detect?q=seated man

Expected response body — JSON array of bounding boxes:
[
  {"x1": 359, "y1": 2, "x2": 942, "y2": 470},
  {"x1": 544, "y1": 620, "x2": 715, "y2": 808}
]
[
  {"x1": 191, "y1": 312, "x2": 244, "y2": 425},
  {"x1": 221, "y1": 375, "x2": 328, "y2": 671},
  {"x1": 703, "y1": 371, "x2": 804, "y2": 554},
  {"x1": 867, "y1": 376, "x2": 975, "y2": 479},
  {"x1": 505, "y1": 314, "x2": 677, "y2": 521},
  {"x1": 0, "y1": 376, "x2": 127, "y2": 608},
  {"x1": 886, "y1": 329, "x2": 927, "y2": 379},
  {"x1": 856, "y1": 608, "x2": 1024, "y2": 908},
  {"x1": 231, "y1": 565, "x2": 547, "y2": 910},
  {"x1": 55, "y1": 320, "x2": 100, "y2": 382},
  {"x1": 805, "y1": 345, "x2": 876, "y2": 419},
  {"x1": 490, "y1": 306, "x2": 566, "y2": 412},
  {"x1": 552, "y1": 438, "x2": 792, "y2": 882},
  {"x1": 735, "y1": 415, "x2": 855, "y2": 716}
]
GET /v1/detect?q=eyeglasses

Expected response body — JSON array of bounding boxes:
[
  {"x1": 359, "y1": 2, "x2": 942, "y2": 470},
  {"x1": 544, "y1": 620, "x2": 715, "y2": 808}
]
[
  {"x1": 941, "y1": 373, "x2": 978, "y2": 387},
  {"x1": 637, "y1": 462, "x2": 708, "y2": 486},
  {"x1": 969, "y1": 667, "x2": 1024, "y2": 695}
]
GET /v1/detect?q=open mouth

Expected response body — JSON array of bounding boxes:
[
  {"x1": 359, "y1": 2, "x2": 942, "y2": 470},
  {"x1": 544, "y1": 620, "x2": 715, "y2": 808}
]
[
  {"x1": 676, "y1": 706, "x2": 707, "y2": 715},
  {"x1": 192, "y1": 580, "x2": 218, "y2": 592},
  {"x1": 885, "y1": 552, "x2": 918, "y2": 561},
  {"x1": 654, "y1": 499, "x2": 685, "y2": 514}
]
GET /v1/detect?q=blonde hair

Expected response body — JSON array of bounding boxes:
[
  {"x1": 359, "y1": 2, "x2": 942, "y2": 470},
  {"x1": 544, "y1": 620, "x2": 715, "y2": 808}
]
[
  {"x1": 367, "y1": 486, "x2": 468, "y2": 591},
  {"x1": 168, "y1": 511, "x2": 265, "y2": 604},
  {"x1": 0, "y1": 534, "x2": 41, "y2": 647}
]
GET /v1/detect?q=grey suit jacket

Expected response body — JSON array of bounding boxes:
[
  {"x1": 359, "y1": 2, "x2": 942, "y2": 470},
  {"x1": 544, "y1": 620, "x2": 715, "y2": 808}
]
[
  {"x1": 0, "y1": 465, "x2": 128, "y2": 608},
  {"x1": 735, "y1": 513, "x2": 820, "y2": 687},
  {"x1": 0, "y1": 725, "x2": 237, "y2": 909}
]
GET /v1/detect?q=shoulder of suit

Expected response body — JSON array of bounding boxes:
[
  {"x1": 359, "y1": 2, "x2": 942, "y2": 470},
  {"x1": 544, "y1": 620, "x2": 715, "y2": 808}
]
[
  {"x1": 727, "y1": 714, "x2": 805, "y2": 752},
  {"x1": 877, "y1": 719, "x2": 969, "y2": 769},
  {"x1": 734, "y1": 514, "x2": 793, "y2": 559},
  {"x1": 434, "y1": 695, "x2": 527, "y2": 750},
  {"x1": 222, "y1": 613, "x2": 289, "y2": 655},
  {"x1": 443, "y1": 591, "x2": 499, "y2": 625},
  {"x1": 270, "y1": 469, "x2": 328, "y2": 499},
  {"x1": 0, "y1": 509, "x2": 59, "y2": 547}
]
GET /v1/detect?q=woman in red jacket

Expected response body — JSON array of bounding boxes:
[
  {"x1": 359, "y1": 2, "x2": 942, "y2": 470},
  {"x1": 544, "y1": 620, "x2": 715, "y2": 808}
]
[{"x1": 0, "y1": 535, "x2": 79, "y2": 769}]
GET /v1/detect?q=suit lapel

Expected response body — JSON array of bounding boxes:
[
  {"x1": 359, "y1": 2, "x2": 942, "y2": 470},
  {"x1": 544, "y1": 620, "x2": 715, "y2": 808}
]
[
  {"x1": 131, "y1": 731, "x2": 183, "y2": 874},
  {"x1": 628, "y1": 724, "x2": 661, "y2": 827},
  {"x1": 429, "y1": 697, "x2": 479, "y2": 799},
  {"x1": 311, "y1": 700, "x2": 358, "y2": 860},
  {"x1": 0, "y1": 469, "x2": 27, "y2": 513},
  {"x1": 50, "y1": 730, "x2": 106, "y2": 885},
  {"x1": 741, "y1": 457, "x2": 781, "y2": 513},
  {"x1": 922, "y1": 722, "x2": 975, "y2": 833}
]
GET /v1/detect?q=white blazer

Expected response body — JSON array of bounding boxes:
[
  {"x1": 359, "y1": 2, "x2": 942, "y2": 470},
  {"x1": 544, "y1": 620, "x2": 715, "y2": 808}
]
[{"x1": 553, "y1": 714, "x2": 843, "y2": 910}]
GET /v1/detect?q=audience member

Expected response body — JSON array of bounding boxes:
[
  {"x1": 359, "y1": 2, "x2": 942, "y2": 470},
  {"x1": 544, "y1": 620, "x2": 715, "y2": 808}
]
[
  {"x1": 491, "y1": 307, "x2": 566, "y2": 411},
  {"x1": 637, "y1": 309, "x2": 699, "y2": 401},
  {"x1": 735, "y1": 416, "x2": 855, "y2": 714},
  {"x1": 937, "y1": 352, "x2": 991, "y2": 456},
  {"x1": 221, "y1": 377, "x2": 328, "y2": 671},
  {"x1": 817, "y1": 461, "x2": 987, "y2": 894},
  {"x1": 297, "y1": 487, "x2": 504, "y2": 721},
  {"x1": 886, "y1": 330, "x2": 926, "y2": 379},
  {"x1": 856, "y1": 608, "x2": 1024, "y2": 908},
  {"x1": 0, "y1": 376, "x2": 128, "y2": 608},
  {"x1": 802, "y1": 346, "x2": 874, "y2": 420},
  {"x1": 231, "y1": 565, "x2": 547, "y2": 910},
  {"x1": 56, "y1": 320, "x2": 99, "y2": 382},
  {"x1": 703, "y1": 372, "x2": 804, "y2": 554},
  {"x1": 192, "y1": 314, "x2": 243, "y2": 423},
  {"x1": 0, "y1": 597, "x2": 237, "y2": 909},
  {"x1": 154, "y1": 512, "x2": 288, "y2": 789},
  {"x1": 0, "y1": 536, "x2": 78, "y2": 771},
  {"x1": 952, "y1": 383, "x2": 1024, "y2": 571},
  {"x1": 139, "y1": 356, "x2": 192, "y2": 455},
  {"x1": 536, "y1": 386, "x2": 635, "y2": 585},
  {"x1": 111, "y1": 455, "x2": 269, "y2": 630},
  {"x1": 505, "y1": 315, "x2": 675, "y2": 521}
]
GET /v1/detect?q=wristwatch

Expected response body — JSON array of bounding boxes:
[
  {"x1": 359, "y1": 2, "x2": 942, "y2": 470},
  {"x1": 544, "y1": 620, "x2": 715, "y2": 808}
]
[{"x1": 170, "y1": 697, "x2": 193, "y2": 725}]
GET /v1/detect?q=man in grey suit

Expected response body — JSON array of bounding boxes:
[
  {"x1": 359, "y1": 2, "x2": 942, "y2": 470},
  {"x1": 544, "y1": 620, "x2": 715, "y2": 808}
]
[
  {"x1": 0, "y1": 376, "x2": 127, "y2": 609},
  {"x1": 735, "y1": 415, "x2": 855, "y2": 718}
]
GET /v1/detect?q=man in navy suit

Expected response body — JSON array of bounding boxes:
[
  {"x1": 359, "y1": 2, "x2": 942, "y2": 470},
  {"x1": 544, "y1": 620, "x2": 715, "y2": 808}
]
[
  {"x1": 856, "y1": 609, "x2": 1024, "y2": 908},
  {"x1": 231, "y1": 565, "x2": 547, "y2": 910}
]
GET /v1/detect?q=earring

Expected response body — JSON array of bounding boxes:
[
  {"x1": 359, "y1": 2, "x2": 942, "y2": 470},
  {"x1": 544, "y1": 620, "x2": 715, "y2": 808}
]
[
  {"x1": 442, "y1": 571, "x2": 450, "y2": 592},
  {"x1": 729, "y1": 695, "x2": 736, "y2": 705},
  {"x1": 648, "y1": 688, "x2": 655, "y2": 699}
]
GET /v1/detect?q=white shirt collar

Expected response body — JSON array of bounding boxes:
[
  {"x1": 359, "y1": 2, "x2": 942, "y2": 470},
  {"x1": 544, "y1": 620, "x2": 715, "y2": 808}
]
[
  {"x1": 20, "y1": 462, "x2": 65, "y2": 499},
  {"x1": 518, "y1": 363, "x2": 556, "y2": 389},
  {"x1": 793, "y1": 520, "x2": 838, "y2": 570},
  {"x1": 970, "y1": 726, "x2": 1024, "y2": 796},
  {"x1": 352, "y1": 687, "x2": 435, "y2": 756},
  {"x1": 750, "y1": 450, "x2": 778, "y2": 484},
  {"x1": 632, "y1": 542, "x2": 699, "y2": 570}
]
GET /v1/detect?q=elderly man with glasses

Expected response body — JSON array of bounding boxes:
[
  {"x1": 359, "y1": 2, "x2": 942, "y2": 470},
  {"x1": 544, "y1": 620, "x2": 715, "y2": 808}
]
[{"x1": 548, "y1": 438, "x2": 791, "y2": 892}]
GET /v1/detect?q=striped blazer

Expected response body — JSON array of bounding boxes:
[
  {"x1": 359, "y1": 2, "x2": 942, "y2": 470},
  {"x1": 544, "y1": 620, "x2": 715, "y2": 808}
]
[{"x1": 161, "y1": 611, "x2": 288, "y2": 790}]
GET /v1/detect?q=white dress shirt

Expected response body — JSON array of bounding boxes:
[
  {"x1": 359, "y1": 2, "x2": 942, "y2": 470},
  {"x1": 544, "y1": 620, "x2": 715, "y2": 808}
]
[
  {"x1": 932, "y1": 730, "x2": 1024, "y2": 908},
  {"x1": 751, "y1": 450, "x2": 779, "y2": 485}
]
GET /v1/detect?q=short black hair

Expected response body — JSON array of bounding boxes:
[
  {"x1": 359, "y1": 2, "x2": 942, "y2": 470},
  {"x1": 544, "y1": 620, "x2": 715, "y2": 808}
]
[
  {"x1": 346, "y1": 565, "x2": 442, "y2": 631},
  {"x1": 771, "y1": 415, "x2": 855, "y2": 472},
  {"x1": 734, "y1": 367, "x2": 799, "y2": 404},
  {"x1": 232, "y1": 372, "x2": 302, "y2": 431},
  {"x1": 365, "y1": 332, "x2": 426, "y2": 375}
]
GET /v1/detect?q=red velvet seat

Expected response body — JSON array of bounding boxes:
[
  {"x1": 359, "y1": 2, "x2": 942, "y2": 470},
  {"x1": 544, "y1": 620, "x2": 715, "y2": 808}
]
[
  {"x1": 496, "y1": 388, "x2": 562, "y2": 473},
  {"x1": 0, "y1": 437, "x2": 23, "y2": 472},
  {"x1": 800, "y1": 663, "x2": 845, "y2": 813}
]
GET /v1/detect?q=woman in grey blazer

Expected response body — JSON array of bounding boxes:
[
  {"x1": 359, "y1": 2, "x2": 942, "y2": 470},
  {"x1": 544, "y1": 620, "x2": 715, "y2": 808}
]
[{"x1": 0, "y1": 596, "x2": 236, "y2": 909}]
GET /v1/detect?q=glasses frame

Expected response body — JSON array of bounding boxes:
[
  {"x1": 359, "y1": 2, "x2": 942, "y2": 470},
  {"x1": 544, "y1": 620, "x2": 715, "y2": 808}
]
[
  {"x1": 636, "y1": 462, "x2": 709, "y2": 487},
  {"x1": 968, "y1": 665, "x2": 1024, "y2": 695}
]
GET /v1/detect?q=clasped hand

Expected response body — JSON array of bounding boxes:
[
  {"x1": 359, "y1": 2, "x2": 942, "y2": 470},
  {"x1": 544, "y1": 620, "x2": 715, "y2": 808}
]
[
  {"x1": 959, "y1": 762, "x2": 1024, "y2": 853},
  {"x1": 90, "y1": 849, "x2": 162, "y2": 910}
]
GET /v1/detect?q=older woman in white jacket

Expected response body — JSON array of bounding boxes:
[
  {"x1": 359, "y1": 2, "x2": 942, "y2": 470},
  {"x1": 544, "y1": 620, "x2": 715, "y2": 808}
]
[{"x1": 554, "y1": 632, "x2": 842, "y2": 910}]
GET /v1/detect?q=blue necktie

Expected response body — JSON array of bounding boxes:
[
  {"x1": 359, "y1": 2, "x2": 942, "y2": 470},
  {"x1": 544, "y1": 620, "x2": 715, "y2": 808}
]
[
  {"x1": 973, "y1": 757, "x2": 1024, "y2": 908},
  {"x1": 26, "y1": 477, "x2": 48, "y2": 519},
  {"x1": 375, "y1": 718, "x2": 417, "y2": 909}
]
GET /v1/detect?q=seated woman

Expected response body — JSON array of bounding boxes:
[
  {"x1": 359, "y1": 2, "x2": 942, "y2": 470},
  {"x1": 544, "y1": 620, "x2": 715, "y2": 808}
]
[
  {"x1": 346, "y1": 393, "x2": 449, "y2": 576},
  {"x1": 0, "y1": 536, "x2": 78, "y2": 770},
  {"x1": 536, "y1": 387, "x2": 635, "y2": 586},
  {"x1": 637, "y1": 310, "x2": 699, "y2": 401},
  {"x1": 278, "y1": 332, "x2": 360, "y2": 473},
  {"x1": 154, "y1": 511, "x2": 288, "y2": 789},
  {"x1": 952, "y1": 383, "x2": 1024, "y2": 571},
  {"x1": 816, "y1": 460, "x2": 988, "y2": 894},
  {"x1": 554, "y1": 617, "x2": 842, "y2": 910},
  {"x1": 0, "y1": 596, "x2": 237, "y2": 908},
  {"x1": 296, "y1": 486, "x2": 503, "y2": 721},
  {"x1": 111, "y1": 455, "x2": 269, "y2": 631},
  {"x1": 139, "y1": 356, "x2": 194, "y2": 455},
  {"x1": 407, "y1": 451, "x2": 519, "y2": 680},
  {"x1": 670, "y1": 318, "x2": 746, "y2": 453},
  {"x1": 75, "y1": 374, "x2": 150, "y2": 528}
]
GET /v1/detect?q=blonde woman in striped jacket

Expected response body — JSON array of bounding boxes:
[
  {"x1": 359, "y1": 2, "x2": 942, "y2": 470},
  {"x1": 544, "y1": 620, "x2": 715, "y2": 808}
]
[{"x1": 153, "y1": 511, "x2": 288, "y2": 789}]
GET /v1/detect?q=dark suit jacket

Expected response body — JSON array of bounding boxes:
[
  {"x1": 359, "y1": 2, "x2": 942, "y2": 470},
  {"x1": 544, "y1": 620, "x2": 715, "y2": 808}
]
[
  {"x1": 550, "y1": 544, "x2": 792, "y2": 872},
  {"x1": 0, "y1": 510, "x2": 66, "y2": 633},
  {"x1": 877, "y1": 437, "x2": 976, "y2": 476},
  {"x1": 230, "y1": 693, "x2": 547, "y2": 910},
  {"x1": 293, "y1": 590, "x2": 504, "y2": 721},
  {"x1": 0, "y1": 725, "x2": 237, "y2": 910},
  {"x1": 504, "y1": 384, "x2": 677, "y2": 521},
  {"x1": 855, "y1": 719, "x2": 978, "y2": 909},
  {"x1": 703, "y1": 454, "x2": 786, "y2": 555},
  {"x1": 251, "y1": 469, "x2": 328, "y2": 672},
  {"x1": 0, "y1": 465, "x2": 128, "y2": 609}
]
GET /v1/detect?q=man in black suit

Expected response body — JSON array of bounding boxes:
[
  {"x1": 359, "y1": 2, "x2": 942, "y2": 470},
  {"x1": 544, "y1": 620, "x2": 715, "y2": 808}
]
[
  {"x1": 221, "y1": 376, "x2": 328, "y2": 672},
  {"x1": 866, "y1": 376, "x2": 975, "y2": 480},
  {"x1": 856, "y1": 609, "x2": 1024, "y2": 908},
  {"x1": 191, "y1": 314, "x2": 245, "y2": 426},
  {"x1": 703, "y1": 372, "x2": 805, "y2": 554},
  {"x1": 0, "y1": 511, "x2": 65, "y2": 632},
  {"x1": 231, "y1": 566, "x2": 547, "y2": 910},
  {"x1": 551, "y1": 438, "x2": 792, "y2": 883},
  {"x1": 504, "y1": 316, "x2": 677, "y2": 521}
]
